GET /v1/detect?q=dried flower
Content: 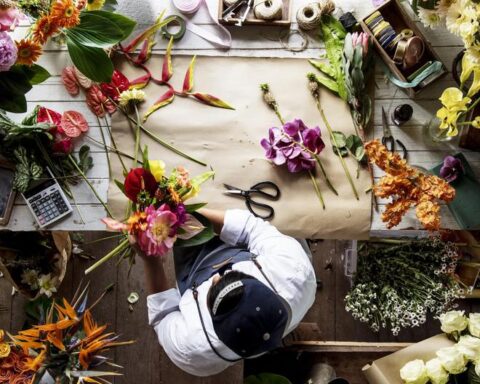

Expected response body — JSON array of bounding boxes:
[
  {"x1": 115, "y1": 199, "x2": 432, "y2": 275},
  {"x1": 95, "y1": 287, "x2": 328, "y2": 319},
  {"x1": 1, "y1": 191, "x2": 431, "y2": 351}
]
[
  {"x1": 439, "y1": 155, "x2": 464, "y2": 183},
  {"x1": 260, "y1": 83, "x2": 277, "y2": 110},
  {"x1": 50, "y1": 0, "x2": 80, "y2": 29},
  {"x1": 0, "y1": 31, "x2": 16, "y2": 71},
  {"x1": 365, "y1": 140, "x2": 455, "y2": 230},
  {"x1": 15, "y1": 39, "x2": 41, "y2": 66}
]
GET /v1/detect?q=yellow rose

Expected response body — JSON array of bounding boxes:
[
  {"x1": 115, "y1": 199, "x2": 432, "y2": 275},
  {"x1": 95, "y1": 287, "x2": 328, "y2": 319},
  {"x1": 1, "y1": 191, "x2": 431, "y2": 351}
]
[
  {"x1": 400, "y1": 360, "x2": 429, "y2": 384},
  {"x1": 148, "y1": 160, "x2": 166, "y2": 182},
  {"x1": 469, "y1": 313, "x2": 480, "y2": 337},
  {"x1": 436, "y1": 346, "x2": 467, "y2": 374},
  {"x1": 0, "y1": 342, "x2": 11, "y2": 358},
  {"x1": 439, "y1": 310, "x2": 468, "y2": 334},
  {"x1": 425, "y1": 358, "x2": 449, "y2": 384}
]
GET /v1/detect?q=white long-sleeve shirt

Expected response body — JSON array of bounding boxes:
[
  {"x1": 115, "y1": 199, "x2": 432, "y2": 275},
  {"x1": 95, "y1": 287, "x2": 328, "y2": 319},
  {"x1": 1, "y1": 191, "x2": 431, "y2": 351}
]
[{"x1": 147, "y1": 209, "x2": 317, "y2": 377}]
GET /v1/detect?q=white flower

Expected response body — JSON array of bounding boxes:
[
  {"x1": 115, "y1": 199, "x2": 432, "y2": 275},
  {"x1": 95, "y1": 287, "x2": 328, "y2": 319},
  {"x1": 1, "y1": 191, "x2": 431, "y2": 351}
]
[
  {"x1": 446, "y1": 1, "x2": 476, "y2": 36},
  {"x1": 466, "y1": 47, "x2": 480, "y2": 64},
  {"x1": 425, "y1": 358, "x2": 449, "y2": 384},
  {"x1": 457, "y1": 335, "x2": 480, "y2": 360},
  {"x1": 436, "y1": 346, "x2": 468, "y2": 374},
  {"x1": 118, "y1": 89, "x2": 146, "y2": 108},
  {"x1": 437, "y1": 0, "x2": 455, "y2": 15},
  {"x1": 400, "y1": 360, "x2": 429, "y2": 384},
  {"x1": 439, "y1": 310, "x2": 468, "y2": 334},
  {"x1": 469, "y1": 313, "x2": 480, "y2": 337},
  {"x1": 21, "y1": 269, "x2": 39, "y2": 290},
  {"x1": 37, "y1": 273, "x2": 58, "y2": 298},
  {"x1": 418, "y1": 8, "x2": 443, "y2": 29}
]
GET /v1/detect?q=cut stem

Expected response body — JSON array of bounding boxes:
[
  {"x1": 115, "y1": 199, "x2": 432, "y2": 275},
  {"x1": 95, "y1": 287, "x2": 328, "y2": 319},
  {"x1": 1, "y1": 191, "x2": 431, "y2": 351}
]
[
  {"x1": 68, "y1": 154, "x2": 114, "y2": 218},
  {"x1": 96, "y1": 117, "x2": 111, "y2": 176},
  {"x1": 133, "y1": 104, "x2": 141, "y2": 167},
  {"x1": 85, "y1": 238, "x2": 130, "y2": 275},
  {"x1": 308, "y1": 170, "x2": 325, "y2": 210},
  {"x1": 316, "y1": 101, "x2": 359, "y2": 200},
  {"x1": 104, "y1": 117, "x2": 128, "y2": 174}
]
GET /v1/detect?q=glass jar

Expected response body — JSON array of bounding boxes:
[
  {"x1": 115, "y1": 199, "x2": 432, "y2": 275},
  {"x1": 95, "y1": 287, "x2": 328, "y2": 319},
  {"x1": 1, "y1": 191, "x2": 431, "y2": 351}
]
[{"x1": 425, "y1": 116, "x2": 454, "y2": 143}]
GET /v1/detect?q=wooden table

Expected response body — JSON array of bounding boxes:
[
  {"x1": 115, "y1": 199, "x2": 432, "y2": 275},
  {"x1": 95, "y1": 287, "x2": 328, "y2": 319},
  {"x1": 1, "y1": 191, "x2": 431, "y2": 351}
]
[{"x1": 4, "y1": 0, "x2": 475, "y2": 233}]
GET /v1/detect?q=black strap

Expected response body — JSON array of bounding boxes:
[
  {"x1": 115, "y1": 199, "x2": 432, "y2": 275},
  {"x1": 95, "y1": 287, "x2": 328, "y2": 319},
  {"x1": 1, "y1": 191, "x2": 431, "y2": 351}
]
[{"x1": 191, "y1": 257, "x2": 277, "y2": 363}]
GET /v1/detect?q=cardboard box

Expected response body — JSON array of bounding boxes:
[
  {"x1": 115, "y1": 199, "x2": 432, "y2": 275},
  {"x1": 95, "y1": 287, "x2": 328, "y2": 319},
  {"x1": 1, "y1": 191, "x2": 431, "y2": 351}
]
[{"x1": 360, "y1": 0, "x2": 447, "y2": 98}]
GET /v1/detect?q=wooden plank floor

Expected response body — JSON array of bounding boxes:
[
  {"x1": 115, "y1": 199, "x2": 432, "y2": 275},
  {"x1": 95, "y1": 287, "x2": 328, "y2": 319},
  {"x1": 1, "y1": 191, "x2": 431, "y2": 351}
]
[{"x1": 1, "y1": 233, "x2": 479, "y2": 383}]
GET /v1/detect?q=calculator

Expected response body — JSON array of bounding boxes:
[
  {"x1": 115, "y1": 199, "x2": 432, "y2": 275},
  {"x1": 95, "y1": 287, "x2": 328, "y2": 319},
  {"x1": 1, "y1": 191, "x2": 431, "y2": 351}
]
[{"x1": 22, "y1": 168, "x2": 73, "y2": 228}]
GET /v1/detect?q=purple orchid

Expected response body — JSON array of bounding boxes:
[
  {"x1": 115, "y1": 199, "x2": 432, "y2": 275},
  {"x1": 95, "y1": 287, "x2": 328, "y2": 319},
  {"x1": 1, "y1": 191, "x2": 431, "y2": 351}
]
[
  {"x1": 440, "y1": 156, "x2": 464, "y2": 183},
  {"x1": 260, "y1": 119, "x2": 325, "y2": 173}
]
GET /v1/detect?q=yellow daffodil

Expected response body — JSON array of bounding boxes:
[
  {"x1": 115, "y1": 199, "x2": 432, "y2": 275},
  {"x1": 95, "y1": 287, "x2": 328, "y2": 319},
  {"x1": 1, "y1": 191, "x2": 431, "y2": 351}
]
[{"x1": 148, "y1": 160, "x2": 166, "y2": 182}]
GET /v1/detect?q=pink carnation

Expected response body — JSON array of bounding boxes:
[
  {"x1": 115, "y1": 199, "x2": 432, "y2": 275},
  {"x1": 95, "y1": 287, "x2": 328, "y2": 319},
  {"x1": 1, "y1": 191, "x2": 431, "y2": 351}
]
[{"x1": 137, "y1": 204, "x2": 178, "y2": 257}]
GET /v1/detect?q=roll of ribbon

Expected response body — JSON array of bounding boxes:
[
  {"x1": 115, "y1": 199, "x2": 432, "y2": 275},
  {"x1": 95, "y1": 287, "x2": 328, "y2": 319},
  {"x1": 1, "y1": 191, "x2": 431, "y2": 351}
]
[
  {"x1": 296, "y1": 3, "x2": 322, "y2": 30},
  {"x1": 161, "y1": 15, "x2": 187, "y2": 40},
  {"x1": 172, "y1": 0, "x2": 232, "y2": 48},
  {"x1": 254, "y1": 0, "x2": 283, "y2": 20}
]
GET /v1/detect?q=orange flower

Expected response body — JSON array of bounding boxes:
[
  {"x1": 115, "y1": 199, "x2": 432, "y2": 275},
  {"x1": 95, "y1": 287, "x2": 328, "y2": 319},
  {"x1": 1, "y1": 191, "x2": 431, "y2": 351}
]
[
  {"x1": 50, "y1": 0, "x2": 80, "y2": 28},
  {"x1": 127, "y1": 211, "x2": 148, "y2": 234},
  {"x1": 167, "y1": 185, "x2": 182, "y2": 205},
  {"x1": 15, "y1": 39, "x2": 42, "y2": 66},
  {"x1": 32, "y1": 15, "x2": 60, "y2": 45},
  {"x1": 21, "y1": 350, "x2": 45, "y2": 372}
]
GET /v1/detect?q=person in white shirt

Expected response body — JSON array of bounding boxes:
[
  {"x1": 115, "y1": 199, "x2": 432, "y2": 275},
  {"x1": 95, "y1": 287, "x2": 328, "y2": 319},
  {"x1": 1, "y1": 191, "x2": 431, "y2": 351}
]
[{"x1": 134, "y1": 208, "x2": 317, "y2": 377}]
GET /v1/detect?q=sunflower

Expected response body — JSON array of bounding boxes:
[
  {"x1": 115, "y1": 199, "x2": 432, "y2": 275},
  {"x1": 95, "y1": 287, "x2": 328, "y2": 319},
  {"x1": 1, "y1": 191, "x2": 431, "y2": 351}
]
[
  {"x1": 15, "y1": 39, "x2": 42, "y2": 66},
  {"x1": 86, "y1": 0, "x2": 105, "y2": 10},
  {"x1": 32, "y1": 15, "x2": 60, "y2": 45},
  {"x1": 50, "y1": 0, "x2": 80, "y2": 29}
]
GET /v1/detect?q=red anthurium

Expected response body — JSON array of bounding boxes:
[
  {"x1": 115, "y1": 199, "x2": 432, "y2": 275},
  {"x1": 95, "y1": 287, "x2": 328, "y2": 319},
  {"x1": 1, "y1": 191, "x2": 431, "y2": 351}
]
[
  {"x1": 124, "y1": 168, "x2": 158, "y2": 202},
  {"x1": 52, "y1": 137, "x2": 73, "y2": 155},
  {"x1": 100, "y1": 70, "x2": 130, "y2": 102},
  {"x1": 37, "y1": 107, "x2": 63, "y2": 133}
]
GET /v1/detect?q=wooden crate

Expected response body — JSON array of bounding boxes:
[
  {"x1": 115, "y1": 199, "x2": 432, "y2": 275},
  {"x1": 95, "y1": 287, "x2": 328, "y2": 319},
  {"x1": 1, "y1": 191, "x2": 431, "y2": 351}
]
[
  {"x1": 359, "y1": 0, "x2": 447, "y2": 98},
  {"x1": 217, "y1": 0, "x2": 291, "y2": 27}
]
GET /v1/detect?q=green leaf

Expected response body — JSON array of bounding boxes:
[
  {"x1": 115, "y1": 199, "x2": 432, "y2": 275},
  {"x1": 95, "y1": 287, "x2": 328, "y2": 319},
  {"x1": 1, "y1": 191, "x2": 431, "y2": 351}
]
[
  {"x1": 185, "y1": 203, "x2": 207, "y2": 213},
  {"x1": 0, "y1": 93, "x2": 27, "y2": 113},
  {"x1": 346, "y1": 134, "x2": 366, "y2": 162},
  {"x1": 0, "y1": 67, "x2": 32, "y2": 96},
  {"x1": 17, "y1": 64, "x2": 51, "y2": 85},
  {"x1": 114, "y1": 179, "x2": 126, "y2": 195},
  {"x1": 311, "y1": 72, "x2": 339, "y2": 95},
  {"x1": 67, "y1": 12, "x2": 124, "y2": 48},
  {"x1": 332, "y1": 131, "x2": 347, "y2": 148},
  {"x1": 309, "y1": 59, "x2": 337, "y2": 79},
  {"x1": 66, "y1": 36, "x2": 114, "y2": 82},
  {"x1": 332, "y1": 145, "x2": 348, "y2": 157},
  {"x1": 244, "y1": 373, "x2": 292, "y2": 384},
  {"x1": 21, "y1": 105, "x2": 41, "y2": 125},
  {"x1": 87, "y1": 10, "x2": 136, "y2": 40},
  {"x1": 174, "y1": 213, "x2": 214, "y2": 248},
  {"x1": 78, "y1": 145, "x2": 93, "y2": 173},
  {"x1": 142, "y1": 146, "x2": 150, "y2": 171}
]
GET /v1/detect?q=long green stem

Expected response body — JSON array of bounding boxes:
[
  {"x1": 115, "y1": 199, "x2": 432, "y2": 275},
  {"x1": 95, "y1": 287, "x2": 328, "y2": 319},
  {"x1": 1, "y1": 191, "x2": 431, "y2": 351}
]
[
  {"x1": 110, "y1": 99, "x2": 207, "y2": 167},
  {"x1": 317, "y1": 102, "x2": 359, "y2": 200},
  {"x1": 96, "y1": 117, "x2": 111, "y2": 176},
  {"x1": 308, "y1": 170, "x2": 325, "y2": 209},
  {"x1": 133, "y1": 105, "x2": 141, "y2": 167},
  {"x1": 313, "y1": 154, "x2": 338, "y2": 196},
  {"x1": 467, "y1": 96, "x2": 480, "y2": 112},
  {"x1": 85, "y1": 238, "x2": 130, "y2": 275},
  {"x1": 86, "y1": 135, "x2": 138, "y2": 163},
  {"x1": 104, "y1": 117, "x2": 128, "y2": 174},
  {"x1": 68, "y1": 155, "x2": 114, "y2": 218}
]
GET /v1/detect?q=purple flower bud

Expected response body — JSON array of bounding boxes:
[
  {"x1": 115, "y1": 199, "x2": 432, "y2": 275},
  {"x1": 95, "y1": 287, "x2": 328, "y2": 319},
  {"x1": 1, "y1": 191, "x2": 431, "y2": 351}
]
[{"x1": 439, "y1": 155, "x2": 464, "y2": 183}]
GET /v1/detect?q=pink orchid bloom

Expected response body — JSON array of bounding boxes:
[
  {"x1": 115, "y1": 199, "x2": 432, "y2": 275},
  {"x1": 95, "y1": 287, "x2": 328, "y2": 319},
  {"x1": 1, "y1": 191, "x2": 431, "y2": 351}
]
[{"x1": 137, "y1": 204, "x2": 178, "y2": 257}]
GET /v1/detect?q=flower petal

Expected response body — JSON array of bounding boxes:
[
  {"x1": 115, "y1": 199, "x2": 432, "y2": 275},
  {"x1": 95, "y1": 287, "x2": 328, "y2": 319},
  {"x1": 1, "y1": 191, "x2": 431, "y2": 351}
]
[
  {"x1": 177, "y1": 214, "x2": 205, "y2": 240},
  {"x1": 143, "y1": 87, "x2": 175, "y2": 122},
  {"x1": 191, "y1": 93, "x2": 235, "y2": 109}
]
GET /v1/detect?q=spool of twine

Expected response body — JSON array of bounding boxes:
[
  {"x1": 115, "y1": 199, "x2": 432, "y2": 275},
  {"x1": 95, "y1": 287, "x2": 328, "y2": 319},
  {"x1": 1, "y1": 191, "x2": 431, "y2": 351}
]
[
  {"x1": 254, "y1": 0, "x2": 283, "y2": 21},
  {"x1": 296, "y1": 0, "x2": 336, "y2": 30}
]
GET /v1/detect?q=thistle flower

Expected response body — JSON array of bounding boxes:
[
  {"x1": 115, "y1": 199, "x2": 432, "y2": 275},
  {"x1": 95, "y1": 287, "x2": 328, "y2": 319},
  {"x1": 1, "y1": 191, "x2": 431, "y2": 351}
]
[{"x1": 260, "y1": 83, "x2": 277, "y2": 111}]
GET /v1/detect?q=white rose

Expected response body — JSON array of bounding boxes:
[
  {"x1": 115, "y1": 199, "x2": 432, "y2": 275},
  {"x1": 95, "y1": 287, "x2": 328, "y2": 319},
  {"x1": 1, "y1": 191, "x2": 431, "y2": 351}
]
[
  {"x1": 425, "y1": 358, "x2": 449, "y2": 384},
  {"x1": 439, "y1": 311, "x2": 468, "y2": 334},
  {"x1": 457, "y1": 335, "x2": 480, "y2": 360},
  {"x1": 436, "y1": 346, "x2": 468, "y2": 374},
  {"x1": 400, "y1": 360, "x2": 429, "y2": 384},
  {"x1": 469, "y1": 313, "x2": 480, "y2": 338}
]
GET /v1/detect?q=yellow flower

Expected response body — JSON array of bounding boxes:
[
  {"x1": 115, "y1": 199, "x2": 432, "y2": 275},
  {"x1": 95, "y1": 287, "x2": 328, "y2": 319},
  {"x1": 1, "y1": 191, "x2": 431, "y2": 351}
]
[
  {"x1": 461, "y1": 53, "x2": 476, "y2": 85},
  {"x1": 86, "y1": 0, "x2": 105, "y2": 10},
  {"x1": 472, "y1": 116, "x2": 480, "y2": 129},
  {"x1": 181, "y1": 171, "x2": 215, "y2": 201},
  {"x1": 118, "y1": 89, "x2": 146, "y2": 108},
  {"x1": 0, "y1": 342, "x2": 11, "y2": 358},
  {"x1": 468, "y1": 68, "x2": 480, "y2": 97},
  {"x1": 148, "y1": 160, "x2": 166, "y2": 182},
  {"x1": 0, "y1": 329, "x2": 4, "y2": 342},
  {"x1": 439, "y1": 87, "x2": 471, "y2": 112}
]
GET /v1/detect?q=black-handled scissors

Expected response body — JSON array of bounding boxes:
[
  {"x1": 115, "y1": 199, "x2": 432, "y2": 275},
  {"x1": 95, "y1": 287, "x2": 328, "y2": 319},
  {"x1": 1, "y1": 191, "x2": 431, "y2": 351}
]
[
  {"x1": 223, "y1": 181, "x2": 281, "y2": 220},
  {"x1": 381, "y1": 107, "x2": 408, "y2": 160}
]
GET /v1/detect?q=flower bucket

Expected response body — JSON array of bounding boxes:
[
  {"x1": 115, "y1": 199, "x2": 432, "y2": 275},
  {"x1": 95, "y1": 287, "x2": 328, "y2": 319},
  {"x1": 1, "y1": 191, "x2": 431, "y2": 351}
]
[{"x1": 0, "y1": 231, "x2": 72, "y2": 299}]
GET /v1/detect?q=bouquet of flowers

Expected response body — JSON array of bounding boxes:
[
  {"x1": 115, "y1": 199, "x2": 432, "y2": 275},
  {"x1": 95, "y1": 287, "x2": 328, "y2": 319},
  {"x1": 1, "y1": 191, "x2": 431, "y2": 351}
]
[
  {"x1": 5, "y1": 285, "x2": 133, "y2": 383},
  {"x1": 365, "y1": 140, "x2": 455, "y2": 231},
  {"x1": 411, "y1": 0, "x2": 480, "y2": 138},
  {"x1": 345, "y1": 237, "x2": 463, "y2": 335},
  {"x1": 87, "y1": 149, "x2": 215, "y2": 273},
  {"x1": 0, "y1": 0, "x2": 136, "y2": 112},
  {"x1": 400, "y1": 310, "x2": 480, "y2": 384},
  {"x1": 0, "y1": 231, "x2": 71, "y2": 298}
]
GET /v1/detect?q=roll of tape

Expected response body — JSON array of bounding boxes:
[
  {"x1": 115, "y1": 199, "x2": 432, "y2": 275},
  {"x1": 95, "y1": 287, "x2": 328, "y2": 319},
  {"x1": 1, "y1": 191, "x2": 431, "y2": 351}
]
[
  {"x1": 254, "y1": 0, "x2": 283, "y2": 20},
  {"x1": 296, "y1": 3, "x2": 322, "y2": 30},
  {"x1": 172, "y1": 0, "x2": 201, "y2": 14},
  {"x1": 161, "y1": 15, "x2": 186, "y2": 40}
]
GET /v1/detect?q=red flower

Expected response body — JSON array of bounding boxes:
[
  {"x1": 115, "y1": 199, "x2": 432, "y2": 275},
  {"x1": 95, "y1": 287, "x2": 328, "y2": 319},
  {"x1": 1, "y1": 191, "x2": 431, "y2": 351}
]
[
  {"x1": 52, "y1": 137, "x2": 73, "y2": 154},
  {"x1": 100, "y1": 70, "x2": 130, "y2": 102},
  {"x1": 124, "y1": 168, "x2": 158, "y2": 202},
  {"x1": 86, "y1": 85, "x2": 116, "y2": 117},
  {"x1": 37, "y1": 107, "x2": 63, "y2": 134}
]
